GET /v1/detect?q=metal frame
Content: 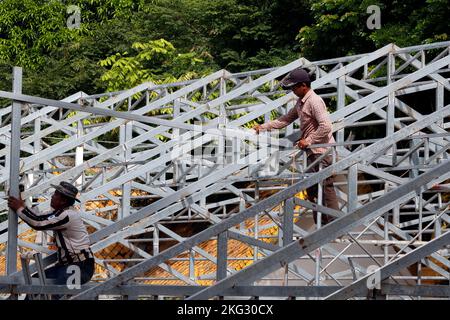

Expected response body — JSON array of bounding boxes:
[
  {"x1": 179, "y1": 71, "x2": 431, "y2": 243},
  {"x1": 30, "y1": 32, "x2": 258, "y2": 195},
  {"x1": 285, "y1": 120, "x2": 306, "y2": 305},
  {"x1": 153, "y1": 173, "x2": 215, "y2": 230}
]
[{"x1": 1, "y1": 41, "x2": 449, "y2": 300}]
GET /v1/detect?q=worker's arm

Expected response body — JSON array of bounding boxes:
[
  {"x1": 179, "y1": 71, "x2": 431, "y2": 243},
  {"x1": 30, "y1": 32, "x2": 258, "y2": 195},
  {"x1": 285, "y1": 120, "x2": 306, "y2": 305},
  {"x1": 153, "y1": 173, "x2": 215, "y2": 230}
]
[
  {"x1": 303, "y1": 99, "x2": 333, "y2": 146},
  {"x1": 17, "y1": 207, "x2": 70, "y2": 231},
  {"x1": 258, "y1": 106, "x2": 299, "y2": 132},
  {"x1": 8, "y1": 196, "x2": 70, "y2": 231}
]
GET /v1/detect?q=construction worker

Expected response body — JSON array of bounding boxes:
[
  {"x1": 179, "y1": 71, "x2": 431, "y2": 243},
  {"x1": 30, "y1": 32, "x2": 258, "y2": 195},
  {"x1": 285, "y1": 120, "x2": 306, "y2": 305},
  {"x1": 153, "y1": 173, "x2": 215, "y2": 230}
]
[
  {"x1": 8, "y1": 181, "x2": 94, "y2": 297},
  {"x1": 254, "y1": 68, "x2": 339, "y2": 225}
]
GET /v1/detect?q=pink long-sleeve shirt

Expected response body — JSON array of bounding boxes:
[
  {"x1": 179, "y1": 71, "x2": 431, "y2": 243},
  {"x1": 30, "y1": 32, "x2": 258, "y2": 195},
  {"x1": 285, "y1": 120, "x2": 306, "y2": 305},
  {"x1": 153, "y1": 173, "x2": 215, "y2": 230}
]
[{"x1": 260, "y1": 89, "x2": 335, "y2": 155}]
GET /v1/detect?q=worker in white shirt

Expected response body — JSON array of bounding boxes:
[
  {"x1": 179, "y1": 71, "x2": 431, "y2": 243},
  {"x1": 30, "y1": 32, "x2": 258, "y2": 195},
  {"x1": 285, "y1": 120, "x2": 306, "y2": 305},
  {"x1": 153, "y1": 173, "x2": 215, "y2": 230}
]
[{"x1": 8, "y1": 181, "x2": 94, "y2": 297}]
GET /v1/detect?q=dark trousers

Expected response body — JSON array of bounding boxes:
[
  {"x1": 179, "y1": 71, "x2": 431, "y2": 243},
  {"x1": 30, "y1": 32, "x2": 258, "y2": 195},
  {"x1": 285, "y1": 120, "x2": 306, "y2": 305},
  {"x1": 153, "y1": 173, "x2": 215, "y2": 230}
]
[
  {"x1": 28, "y1": 258, "x2": 95, "y2": 300},
  {"x1": 306, "y1": 153, "x2": 339, "y2": 226}
]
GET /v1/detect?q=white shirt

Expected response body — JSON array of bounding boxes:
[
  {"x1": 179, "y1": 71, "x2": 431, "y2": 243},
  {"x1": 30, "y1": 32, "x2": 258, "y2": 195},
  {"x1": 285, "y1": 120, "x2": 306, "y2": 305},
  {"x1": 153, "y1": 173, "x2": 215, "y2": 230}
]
[{"x1": 17, "y1": 206, "x2": 91, "y2": 264}]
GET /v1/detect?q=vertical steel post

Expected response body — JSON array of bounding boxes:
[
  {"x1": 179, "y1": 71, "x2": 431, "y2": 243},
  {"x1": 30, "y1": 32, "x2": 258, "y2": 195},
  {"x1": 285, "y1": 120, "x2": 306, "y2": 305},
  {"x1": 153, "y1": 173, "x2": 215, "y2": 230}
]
[
  {"x1": 172, "y1": 98, "x2": 181, "y2": 185},
  {"x1": 153, "y1": 224, "x2": 159, "y2": 255},
  {"x1": 6, "y1": 67, "x2": 22, "y2": 276},
  {"x1": 435, "y1": 192, "x2": 442, "y2": 238},
  {"x1": 189, "y1": 249, "x2": 195, "y2": 281},
  {"x1": 282, "y1": 199, "x2": 294, "y2": 246},
  {"x1": 417, "y1": 194, "x2": 423, "y2": 299},
  {"x1": 216, "y1": 230, "x2": 227, "y2": 300},
  {"x1": 120, "y1": 97, "x2": 133, "y2": 218},
  {"x1": 33, "y1": 115, "x2": 46, "y2": 251},
  {"x1": 278, "y1": 201, "x2": 284, "y2": 245},
  {"x1": 216, "y1": 231, "x2": 227, "y2": 281},
  {"x1": 254, "y1": 181, "x2": 260, "y2": 262},
  {"x1": 409, "y1": 139, "x2": 421, "y2": 180},
  {"x1": 75, "y1": 119, "x2": 84, "y2": 186},
  {"x1": 386, "y1": 54, "x2": 396, "y2": 267},
  {"x1": 424, "y1": 137, "x2": 429, "y2": 163},
  {"x1": 254, "y1": 214, "x2": 259, "y2": 262},
  {"x1": 315, "y1": 161, "x2": 323, "y2": 286},
  {"x1": 384, "y1": 210, "x2": 389, "y2": 265},
  {"x1": 239, "y1": 198, "x2": 245, "y2": 230},
  {"x1": 436, "y1": 83, "x2": 444, "y2": 127},
  {"x1": 387, "y1": 53, "x2": 396, "y2": 165},
  {"x1": 393, "y1": 205, "x2": 400, "y2": 227},
  {"x1": 337, "y1": 76, "x2": 345, "y2": 144},
  {"x1": 122, "y1": 122, "x2": 133, "y2": 218},
  {"x1": 282, "y1": 198, "x2": 294, "y2": 286},
  {"x1": 26, "y1": 113, "x2": 39, "y2": 206},
  {"x1": 317, "y1": 162, "x2": 323, "y2": 231},
  {"x1": 218, "y1": 77, "x2": 227, "y2": 168},
  {"x1": 347, "y1": 164, "x2": 358, "y2": 212}
]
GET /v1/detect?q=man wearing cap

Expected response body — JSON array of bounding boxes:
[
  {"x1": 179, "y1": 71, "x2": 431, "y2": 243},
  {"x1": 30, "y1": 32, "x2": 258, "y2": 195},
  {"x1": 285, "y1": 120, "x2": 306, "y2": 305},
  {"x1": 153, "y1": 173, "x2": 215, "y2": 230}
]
[
  {"x1": 8, "y1": 181, "x2": 95, "y2": 295},
  {"x1": 254, "y1": 68, "x2": 339, "y2": 225}
]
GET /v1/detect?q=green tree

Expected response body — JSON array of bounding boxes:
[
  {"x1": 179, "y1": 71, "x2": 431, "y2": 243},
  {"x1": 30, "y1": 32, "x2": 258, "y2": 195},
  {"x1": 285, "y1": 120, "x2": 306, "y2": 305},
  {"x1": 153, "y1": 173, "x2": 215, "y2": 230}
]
[
  {"x1": 99, "y1": 38, "x2": 210, "y2": 92},
  {"x1": 0, "y1": 0, "x2": 77, "y2": 69},
  {"x1": 1, "y1": 0, "x2": 448, "y2": 102},
  {"x1": 297, "y1": 0, "x2": 379, "y2": 59},
  {"x1": 189, "y1": 0, "x2": 310, "y2": 70},
  {"x1": 297, "y1": 0, "x2": 450, "y2": 60},
  {"x1": 0, "y1": 0, "x2": 150, "y2": 98}
]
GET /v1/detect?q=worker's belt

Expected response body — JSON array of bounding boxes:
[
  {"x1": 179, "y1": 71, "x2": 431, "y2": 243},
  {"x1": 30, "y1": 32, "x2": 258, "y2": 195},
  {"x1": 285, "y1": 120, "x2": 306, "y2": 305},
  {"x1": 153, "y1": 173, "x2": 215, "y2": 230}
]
[{"x1": 59, "y1": 248, "x2": 94, "y2": 265}]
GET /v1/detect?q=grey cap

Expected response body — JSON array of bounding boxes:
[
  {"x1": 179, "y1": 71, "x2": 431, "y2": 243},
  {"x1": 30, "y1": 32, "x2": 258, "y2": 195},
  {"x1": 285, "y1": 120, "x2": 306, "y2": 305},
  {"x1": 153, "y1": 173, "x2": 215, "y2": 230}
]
[
  {"x1": 280, "y1": 68, "x2": 311, "y2": 90},
  {"x1": 50, "y1": 182, "x2": 80, "y2": 202}
]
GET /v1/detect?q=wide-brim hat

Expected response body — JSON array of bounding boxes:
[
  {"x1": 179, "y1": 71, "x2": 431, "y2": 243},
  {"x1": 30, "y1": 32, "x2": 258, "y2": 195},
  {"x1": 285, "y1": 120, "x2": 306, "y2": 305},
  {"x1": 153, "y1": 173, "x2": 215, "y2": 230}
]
[{"x1": 50, "y1": 182, "x2": 81, "y2": 202}]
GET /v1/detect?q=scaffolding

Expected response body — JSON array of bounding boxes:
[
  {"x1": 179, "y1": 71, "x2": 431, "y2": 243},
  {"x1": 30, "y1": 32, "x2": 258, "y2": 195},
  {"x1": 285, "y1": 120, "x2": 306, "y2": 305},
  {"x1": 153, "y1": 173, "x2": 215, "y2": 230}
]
[{"x1": 0, "y1": 41, "x2": 449, "y2": 300}]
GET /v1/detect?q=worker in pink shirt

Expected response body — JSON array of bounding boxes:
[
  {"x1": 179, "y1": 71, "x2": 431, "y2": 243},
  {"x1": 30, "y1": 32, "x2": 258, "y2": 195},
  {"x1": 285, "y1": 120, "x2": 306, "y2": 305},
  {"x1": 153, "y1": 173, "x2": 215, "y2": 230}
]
[{"x1": 254, "y1": 68, "x2": 339, "y2": 225}]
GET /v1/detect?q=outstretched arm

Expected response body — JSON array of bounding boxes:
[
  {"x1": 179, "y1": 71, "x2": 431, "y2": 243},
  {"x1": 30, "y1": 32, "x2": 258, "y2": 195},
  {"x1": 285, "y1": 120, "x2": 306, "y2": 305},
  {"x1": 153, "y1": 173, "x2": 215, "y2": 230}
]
[
  {"x1": 8, "y1": 196, "x2": 70, "y2": 231},
  {"x1": 255, "y1": 106, "x2": 299, "y2": 132}
]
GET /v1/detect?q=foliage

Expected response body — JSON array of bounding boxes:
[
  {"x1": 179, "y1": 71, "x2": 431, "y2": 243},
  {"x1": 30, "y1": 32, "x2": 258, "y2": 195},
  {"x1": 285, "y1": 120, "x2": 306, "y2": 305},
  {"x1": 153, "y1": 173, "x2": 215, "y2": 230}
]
[
  {"x1": 297, "y1": 0, "x2": 450, "y2": 59},
  {"x1": 0, "y1": 0, "x2": 448, "y2": 100},
  {"x1": 188, "y1": 0, "x2": 310, "y2": 70},
  {"x1": 99, "y1": 39, "x2": 209, "y2": 92},
  {"x1": 0, "y1": 0, "x2": 78, "y2": 69}
]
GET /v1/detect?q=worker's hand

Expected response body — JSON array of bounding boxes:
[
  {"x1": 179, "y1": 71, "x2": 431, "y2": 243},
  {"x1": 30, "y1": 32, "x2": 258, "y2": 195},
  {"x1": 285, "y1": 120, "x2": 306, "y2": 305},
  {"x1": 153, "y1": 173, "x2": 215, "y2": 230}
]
[
  {"x1": 253, "y1": 124, "x2": 262, "y2": 134},
  {"x1": 8, "y1": 196, "x2": 24, "y2": 212},
  {"x1": 297, "y1": 139, "x2": 310, "y2": 150}
]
